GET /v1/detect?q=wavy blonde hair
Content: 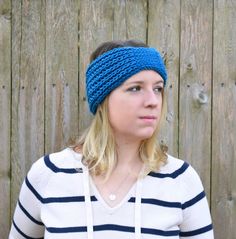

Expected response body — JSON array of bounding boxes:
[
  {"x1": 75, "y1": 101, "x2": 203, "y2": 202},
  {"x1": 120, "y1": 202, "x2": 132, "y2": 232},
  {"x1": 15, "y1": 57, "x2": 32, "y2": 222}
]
[{"x1": 73, "y1": 90, "x2": 167, "y2": 179}]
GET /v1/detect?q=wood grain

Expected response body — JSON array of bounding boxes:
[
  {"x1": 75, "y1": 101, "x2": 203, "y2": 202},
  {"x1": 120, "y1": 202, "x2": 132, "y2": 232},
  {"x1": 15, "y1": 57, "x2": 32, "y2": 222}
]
[
  {"x1": 211, "y1": 0, "x2": 236, "y2": 238},
  {"x1": 45, "y1": 0, "x2": 79, "y2": 153},
  {"x1": 11, "y1": 0, "x2": 45, "y2": 216},
  {"x1": 0, "y1": 0, "x2": 11, "y2": 235}
]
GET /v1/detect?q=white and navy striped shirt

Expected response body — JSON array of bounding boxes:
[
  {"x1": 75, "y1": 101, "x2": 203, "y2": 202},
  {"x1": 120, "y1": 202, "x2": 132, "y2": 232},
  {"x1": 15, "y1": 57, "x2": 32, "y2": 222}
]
[{"x1": 9, "y1": 148, "x2": 214, "y2": 238}]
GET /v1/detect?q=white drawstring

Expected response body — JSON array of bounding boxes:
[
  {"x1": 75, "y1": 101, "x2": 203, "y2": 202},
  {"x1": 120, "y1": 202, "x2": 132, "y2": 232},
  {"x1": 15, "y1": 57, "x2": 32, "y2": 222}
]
[
  {"x1": 82, "y1": 165, "x2": 94, "y2": 239},
  {"x1": 135, "y1": 177, "x2": 142, "y2": 239},
  {"x1": 71, "y1": 149, "x2": 94, "y2": 239}
]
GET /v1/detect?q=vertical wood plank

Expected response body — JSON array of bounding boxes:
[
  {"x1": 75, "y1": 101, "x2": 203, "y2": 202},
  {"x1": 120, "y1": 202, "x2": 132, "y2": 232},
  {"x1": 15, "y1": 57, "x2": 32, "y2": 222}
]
[
  {"x1": 212, "y1": 0, "x2": 236, "y2": 238},
  {"x1": 113, "y1": 0, "x2": 147, "y2": 41},
  {"x1": 0, "y1": 0, "x2": 11, "y2": 236},
  {"x1": 148, "y1": 0, "x2": 180, "y2": 156},
  {"x1": 179, "y1": 0, "x2": 213, "y2": 196},
  {"x1": 45, "y1": 0, "x2": 79, "y2": 153},
  {"x1": 79, "y1": 0, "x2": 147, "y2": 131},
  {"x1": 11, "y1": 0, "x2": 45, "y2": 214}
]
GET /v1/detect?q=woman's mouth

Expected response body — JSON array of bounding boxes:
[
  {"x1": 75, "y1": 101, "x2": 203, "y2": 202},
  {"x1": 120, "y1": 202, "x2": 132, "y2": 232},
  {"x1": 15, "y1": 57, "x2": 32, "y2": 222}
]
[{"x1": 139, "y1": 116, "x2": 157, "y2": 123}]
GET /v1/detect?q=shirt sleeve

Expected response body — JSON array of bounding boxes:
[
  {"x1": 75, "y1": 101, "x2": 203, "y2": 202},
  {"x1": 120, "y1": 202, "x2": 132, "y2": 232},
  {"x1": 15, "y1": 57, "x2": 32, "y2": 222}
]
[
  {"x1": 179, "y1": 164, "x2": 214, "y2": 239},
  {"x1": 8, "y1": 157, "x2": 48, "y2": 239}
]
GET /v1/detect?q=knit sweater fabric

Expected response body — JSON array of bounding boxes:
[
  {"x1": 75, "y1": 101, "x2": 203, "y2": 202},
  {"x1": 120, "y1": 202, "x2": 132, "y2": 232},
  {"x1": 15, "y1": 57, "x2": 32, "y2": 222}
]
[{"x1": 9, "y1": 148, "x2": 214, "y2": 239}]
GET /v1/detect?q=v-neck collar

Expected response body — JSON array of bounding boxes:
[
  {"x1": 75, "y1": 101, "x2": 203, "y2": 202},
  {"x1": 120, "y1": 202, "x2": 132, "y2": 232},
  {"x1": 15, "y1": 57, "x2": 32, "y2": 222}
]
[{"x1": 89, "y1": 175, "x2": 137, "y2": 212}]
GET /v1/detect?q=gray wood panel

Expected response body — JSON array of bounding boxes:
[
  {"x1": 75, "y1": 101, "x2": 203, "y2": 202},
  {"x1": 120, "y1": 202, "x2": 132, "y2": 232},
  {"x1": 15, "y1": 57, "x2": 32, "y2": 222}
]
[
  {"x1": 0, "y1": 0, "x2": 11, "y2": 236},
  {"x1": 211, "y1": 0, "x2": 236, "y2": 238},
  {"x1": 45, "y1": 0, "x2": 79, "y2": 153},
  {"x1": 11, "y1": 0, "x2": 45, "y2": 216}
]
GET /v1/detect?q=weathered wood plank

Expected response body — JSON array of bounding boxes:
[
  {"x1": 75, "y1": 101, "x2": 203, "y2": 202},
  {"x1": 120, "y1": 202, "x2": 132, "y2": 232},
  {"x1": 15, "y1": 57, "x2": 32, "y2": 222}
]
[
  {"x1": 179, "y1": 0, "x2": 213, "y2": 196},
  {"x1": 11, "y1": 0, "x2": 45, "y2": 214},
  {"x1": 113, "y1": 0, "x2": 147, "y2": 40},
  {"x1": 211, "y1": 0, "x2": 236, "y2": 238},
  {"x1": 148, "y1": 0, "x2": 180, "y2": 156},
  {"x1": 79, "y1": 0, "x2": 147, "y2": 131},
  {"x1": 45, "y1": 0, "x2": 79, "y2": 153},
  {"x1": 0, "y1": 0, "x2": 11, "y2": 236}
]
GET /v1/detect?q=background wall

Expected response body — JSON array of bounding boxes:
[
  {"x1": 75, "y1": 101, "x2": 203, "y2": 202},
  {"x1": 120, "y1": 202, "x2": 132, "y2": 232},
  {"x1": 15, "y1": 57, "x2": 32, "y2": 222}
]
[{"x1": 0, "y1": 0, "x2": 235, "y2": 238}]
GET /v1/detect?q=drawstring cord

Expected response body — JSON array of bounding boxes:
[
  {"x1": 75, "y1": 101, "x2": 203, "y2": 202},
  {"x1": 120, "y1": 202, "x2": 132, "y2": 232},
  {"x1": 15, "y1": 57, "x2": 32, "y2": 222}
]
[
  {"x1": 135, "y1": 178, "x2": 142, "y2": 239},
  {"x1": 82, "y1": 165, "x2": 94, "y2": 239}
]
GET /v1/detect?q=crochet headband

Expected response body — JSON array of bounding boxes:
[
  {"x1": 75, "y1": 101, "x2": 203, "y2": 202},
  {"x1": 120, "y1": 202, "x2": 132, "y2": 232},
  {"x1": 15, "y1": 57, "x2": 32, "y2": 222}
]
[{"x1": 86, "y1": 46, "x2": 167, "y2": 114}]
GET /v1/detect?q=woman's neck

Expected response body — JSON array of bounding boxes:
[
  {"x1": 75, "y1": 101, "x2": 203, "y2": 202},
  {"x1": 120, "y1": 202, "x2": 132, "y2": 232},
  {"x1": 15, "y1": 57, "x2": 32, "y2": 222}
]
[{"x1": 115, "y1": 137, "x2": 142, "y2": 169}]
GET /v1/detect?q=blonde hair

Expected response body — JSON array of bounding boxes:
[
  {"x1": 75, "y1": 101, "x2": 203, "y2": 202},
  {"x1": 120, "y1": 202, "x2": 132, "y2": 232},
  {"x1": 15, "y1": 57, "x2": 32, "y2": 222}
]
[{"x1": 73, "y1": 91, "x2": 168, "y2": 179}]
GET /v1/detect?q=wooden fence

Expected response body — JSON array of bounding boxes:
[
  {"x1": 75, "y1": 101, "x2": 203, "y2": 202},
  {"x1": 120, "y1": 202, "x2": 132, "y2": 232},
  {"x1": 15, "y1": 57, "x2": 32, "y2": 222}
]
[{"x1": 0, "y1": 0, "x2": 235, "y2": 238}]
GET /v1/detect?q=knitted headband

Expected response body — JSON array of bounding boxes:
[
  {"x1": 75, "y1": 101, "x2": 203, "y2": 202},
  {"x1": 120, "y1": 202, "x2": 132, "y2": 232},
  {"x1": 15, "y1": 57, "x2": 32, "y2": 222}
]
[{"x1": 86, "y1": 46, "x2": 167, "y2": 114}]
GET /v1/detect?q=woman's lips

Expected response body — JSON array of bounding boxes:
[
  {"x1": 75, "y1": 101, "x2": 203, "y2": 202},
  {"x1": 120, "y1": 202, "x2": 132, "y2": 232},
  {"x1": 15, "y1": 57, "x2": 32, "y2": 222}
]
[{"x1": 139, "y1": 116, "x2": 157, "y2": 123}]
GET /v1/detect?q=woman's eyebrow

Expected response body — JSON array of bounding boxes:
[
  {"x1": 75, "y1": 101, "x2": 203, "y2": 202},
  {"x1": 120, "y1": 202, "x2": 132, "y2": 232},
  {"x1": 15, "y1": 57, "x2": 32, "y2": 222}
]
[
  {"x1": 124, "y1": 80, "x2": 164, "y2": 86},
  {"x1": 154, "y1": 81, "x2": 164, "y2": 86}
]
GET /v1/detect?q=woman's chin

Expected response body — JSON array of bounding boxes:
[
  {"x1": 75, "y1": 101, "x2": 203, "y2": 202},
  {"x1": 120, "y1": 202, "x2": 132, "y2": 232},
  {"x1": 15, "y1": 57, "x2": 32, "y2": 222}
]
[{"x1": 136, "y1": 129, "x2": 156, "y2": 140}]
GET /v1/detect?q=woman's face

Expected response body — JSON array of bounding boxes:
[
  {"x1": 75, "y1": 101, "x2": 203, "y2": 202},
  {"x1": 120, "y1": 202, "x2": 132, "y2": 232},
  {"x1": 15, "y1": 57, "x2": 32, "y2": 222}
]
[{"x1": 108, "y1": 70, "x2": 164, "y2": 142}]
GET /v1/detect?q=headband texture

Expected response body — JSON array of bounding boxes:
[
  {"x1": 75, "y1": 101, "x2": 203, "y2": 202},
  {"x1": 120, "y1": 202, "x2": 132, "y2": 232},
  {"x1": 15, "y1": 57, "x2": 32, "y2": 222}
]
[{"x1": 86, "y1": 46, "x2": 167, "y2": 114}]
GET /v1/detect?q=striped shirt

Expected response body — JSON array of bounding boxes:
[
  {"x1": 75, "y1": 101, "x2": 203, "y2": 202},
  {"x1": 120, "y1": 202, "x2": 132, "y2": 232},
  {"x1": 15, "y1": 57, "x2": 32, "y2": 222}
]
[{"x1": 9, "y1": 148, "x2": 214, "y2": 238}]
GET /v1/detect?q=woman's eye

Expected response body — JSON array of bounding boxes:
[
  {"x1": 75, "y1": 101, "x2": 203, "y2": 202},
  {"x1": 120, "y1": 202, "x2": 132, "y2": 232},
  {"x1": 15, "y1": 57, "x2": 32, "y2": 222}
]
[
  {"x1": 154, "y1": 87, "x2": 163, "y2": 93},
  {"x1": 127, "y1": 86, "x2": 141, "y2": 92}
]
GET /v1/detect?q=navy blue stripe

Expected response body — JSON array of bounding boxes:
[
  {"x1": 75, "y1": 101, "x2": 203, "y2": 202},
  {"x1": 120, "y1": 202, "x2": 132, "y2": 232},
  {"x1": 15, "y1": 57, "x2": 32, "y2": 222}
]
[
  {"x1": 94, "y1": 224, "x2": 134, "y2": 232},
  {"x1": 13, "y1": 220, "x2": 44, "y2": 239},
  {"x1": 43, "y1": 195, "x2": 97, "y2": 203},
  {"x1": 44, "y1": 196, "x2": 85, "y2": 203},
  {"x1": 128, "y1": 197, "x2": 182, "y2": 208},
  {"x1": 142, "y1": 227, "x2": 180, "y2": 236},
  {"x1": 91, "y1": 195, "x2": 97, "y2": 201},
  {"x1": 47, "y1": 224, "x2": 212, "y2": 236},
  {"x1": 180, "y1": 224, "x2": 213, "y2": 237},
  {"x1": 148, "y1": 162, "x2": 189, "y2": 178},
  {"x1": 18, "y1": 200, "x2": 44, "y2": 225},
  {"x1": 182, "y1": 191, "x2": 206, "y2": 209},
  {"x1": 47, "y1": 226, "x2": 87, "y2": 233},
  {"x1": 44, "y1": 155, "x2": 78, "y2": 173},
  {"x1": 46, "y1": 225, "x2": 132, "y2": 234},
  {"x1": 46, "y1": 224, "x2": 179, "y2": 236},
  {"x1": 26, "y1": 176, "x2": 97, "y2": 203},
  {"x1": 25, "y1": 176, "x2": 44, "y2": 202}
]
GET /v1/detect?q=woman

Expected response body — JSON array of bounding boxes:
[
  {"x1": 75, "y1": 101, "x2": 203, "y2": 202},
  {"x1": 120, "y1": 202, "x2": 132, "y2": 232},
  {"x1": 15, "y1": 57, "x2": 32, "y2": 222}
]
[{"x1": 9, "y1": 40, "x2": 214, "y2": 239}]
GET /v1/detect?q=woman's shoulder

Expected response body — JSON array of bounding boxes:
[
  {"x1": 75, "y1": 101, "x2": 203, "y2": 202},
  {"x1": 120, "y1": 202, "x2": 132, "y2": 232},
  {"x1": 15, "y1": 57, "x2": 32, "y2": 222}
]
[
  {"x1": 150, "y1": 154, "x2": 204, "y2": 191},
  {"x1": 25, "y1": 148, "x2": 84, "y2": 197},
  {"x1": 158, "y1": 154, "x2": 205, "y2": 200},
  {"x1": 29, "y1": 148, "x2": 82, "y2": 173},
  {"x1": 27, "y1": 148, "x2": 84, "y2": 185},
  {"x1": 43, "y1": 147, "x2": 83, "y2": 172},
  {"x1": 149, "y1": 154, "x2": 189, "y2": 179}
]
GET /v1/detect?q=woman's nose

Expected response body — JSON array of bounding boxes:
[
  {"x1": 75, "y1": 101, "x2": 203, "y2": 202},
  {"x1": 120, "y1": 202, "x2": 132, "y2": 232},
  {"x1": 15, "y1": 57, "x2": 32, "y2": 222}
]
[{"x1": 143, "y1": 90, "x2": 160, "y2": 108}]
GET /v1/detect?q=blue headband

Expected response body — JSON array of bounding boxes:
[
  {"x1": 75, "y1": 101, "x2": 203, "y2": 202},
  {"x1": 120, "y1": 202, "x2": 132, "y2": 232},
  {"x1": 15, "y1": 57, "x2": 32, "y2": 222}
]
[{"x1": 86, "y1": 46, "x2": 167, "y2": 114}]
